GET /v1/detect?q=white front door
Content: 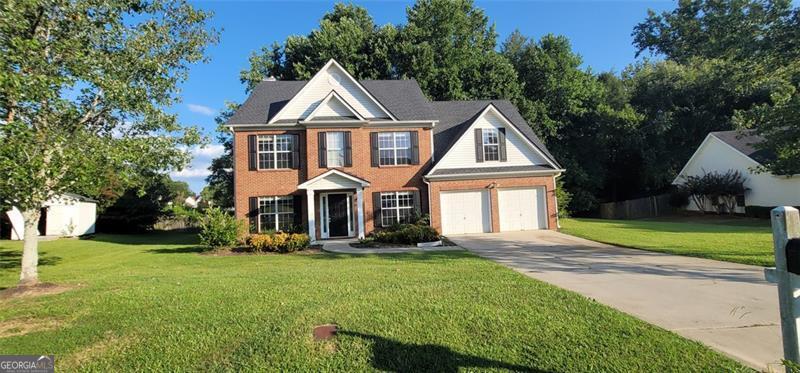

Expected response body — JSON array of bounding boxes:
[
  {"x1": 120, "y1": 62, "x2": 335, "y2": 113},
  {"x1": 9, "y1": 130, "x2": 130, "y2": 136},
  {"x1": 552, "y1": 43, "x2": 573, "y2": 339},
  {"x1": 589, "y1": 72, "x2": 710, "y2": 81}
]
[
  {"x1": 440, "y1": 190, "x2": 491, "y2": 235},
  {"x1": 498, "y1": 187, "x2": 547, "y2": 231}
]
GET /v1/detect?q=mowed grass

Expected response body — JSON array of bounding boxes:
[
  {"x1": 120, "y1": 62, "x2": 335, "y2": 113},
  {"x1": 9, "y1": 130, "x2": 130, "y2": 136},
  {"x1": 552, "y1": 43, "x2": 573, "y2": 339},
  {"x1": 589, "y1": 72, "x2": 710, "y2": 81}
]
[
  {"x1": 0, "y1": 233, "x2": 749, "y2": 372},
  {"x1": 561, "y1": 217, "x2": 774, "y2": 266}
]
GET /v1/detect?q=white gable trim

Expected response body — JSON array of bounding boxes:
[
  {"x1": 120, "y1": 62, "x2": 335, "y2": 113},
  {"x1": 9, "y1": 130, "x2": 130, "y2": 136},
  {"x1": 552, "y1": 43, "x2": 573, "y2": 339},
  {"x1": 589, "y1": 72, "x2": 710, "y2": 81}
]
[
  {"x1": 268, "y1": 59, "x2": 396, "y2": 124},
  {"x1": 672, "y1": 133, "x2": 763, "y2": 184},
  {"x1": 305, "y1": 90, "x2": 364, "y2": 121},
  {"x1": 427, "y1": 104, "x2": 559, "y2": 176},
  {"x1": 298, "y1": 169, "x2": 371, "y2": 190}
]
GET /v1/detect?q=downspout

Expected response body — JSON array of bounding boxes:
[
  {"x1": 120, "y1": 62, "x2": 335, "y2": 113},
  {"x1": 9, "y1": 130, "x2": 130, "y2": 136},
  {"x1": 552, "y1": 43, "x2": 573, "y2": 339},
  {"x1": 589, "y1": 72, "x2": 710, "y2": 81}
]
[
  {"x1": 553, "y1": 172, "x2": 563, "y2": 229},
  {"x1": 228, "y1": 126, "x2": 237, "y2": 217},
  {"x1": 423, "y1": 177, "x2": 433, "y2": 229}
]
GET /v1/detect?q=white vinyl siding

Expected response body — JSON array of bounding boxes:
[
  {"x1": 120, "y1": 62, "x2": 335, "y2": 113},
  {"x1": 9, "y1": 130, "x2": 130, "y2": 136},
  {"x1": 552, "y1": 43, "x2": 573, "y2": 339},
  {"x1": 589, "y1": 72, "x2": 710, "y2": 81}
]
[
  {"x1": 435, "y1": 109, "x2": 547, "y2": 170},
  {"x1": 439, "y1": 190, "x2": 491, "y2": 235},
  {"x1": 272, "y1": 64, "x2": 389, "y2": 121},
  {"x1": 676, "y1": 135, "x2": 800, "y2": 210}
]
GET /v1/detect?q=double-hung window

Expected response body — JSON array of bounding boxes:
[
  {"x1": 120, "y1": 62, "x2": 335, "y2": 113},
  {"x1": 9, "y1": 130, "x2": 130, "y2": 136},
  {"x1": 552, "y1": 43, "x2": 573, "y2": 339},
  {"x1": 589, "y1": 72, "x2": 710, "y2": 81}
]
[
  {"x1": 326, "y1": 132, "x2": 345, "y2": 167},
  {"x1": 378, "y1": 132, "x2": 412, "y2": 166},
  {"x1": 482, "y1": 129, "x2": 500, "y2": 161},
  {"x1": 380, "y1": 191, "x2": 415, "y2": 226},
  {"x1": 258, "y1": 196, "x2": 294, "y2": 232},
  {"x1": 257, "y1": 134, "x2": 294, "y2": 169}
]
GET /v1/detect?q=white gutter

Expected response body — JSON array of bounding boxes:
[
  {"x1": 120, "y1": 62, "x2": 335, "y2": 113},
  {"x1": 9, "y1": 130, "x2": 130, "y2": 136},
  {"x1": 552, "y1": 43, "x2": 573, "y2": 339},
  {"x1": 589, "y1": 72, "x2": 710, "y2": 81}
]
[{"x1": 425, "y1": 169, "x2": 566, "y2": 181}]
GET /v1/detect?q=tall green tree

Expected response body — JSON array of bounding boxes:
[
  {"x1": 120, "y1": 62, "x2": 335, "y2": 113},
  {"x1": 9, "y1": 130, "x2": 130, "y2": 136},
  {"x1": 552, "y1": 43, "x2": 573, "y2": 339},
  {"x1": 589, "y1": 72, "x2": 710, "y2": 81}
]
[
  {"x1": 633, "y1": 0, "x2": 800, "y2": 175},
  {"x1": 395, "y1": 0, "x2": 524, "y2": 102},
  {"x1": 204, "y1": 103, "x2": 237, "y2": 209},
  {"x1": 0, "y1": 0, "x2": 216, "y2": 285},
  {"x1": 241, "y1": 3, "x2": 397, "y2": 90},
  {"x1": 502, "y1": 32, "x2": 642, "y2": 212}
]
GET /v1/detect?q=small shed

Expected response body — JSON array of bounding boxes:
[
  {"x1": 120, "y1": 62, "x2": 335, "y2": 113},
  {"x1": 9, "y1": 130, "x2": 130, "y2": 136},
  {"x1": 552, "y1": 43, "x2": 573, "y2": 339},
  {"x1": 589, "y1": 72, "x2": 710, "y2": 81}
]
[{"x1": 1, "y1": 193, "x2": 97, "y2": 240}]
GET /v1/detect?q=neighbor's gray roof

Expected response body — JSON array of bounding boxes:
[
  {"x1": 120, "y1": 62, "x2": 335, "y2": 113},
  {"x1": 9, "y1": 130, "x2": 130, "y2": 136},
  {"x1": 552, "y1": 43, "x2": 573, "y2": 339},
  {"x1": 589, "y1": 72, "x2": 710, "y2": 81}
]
[
  {"x1": 431, "y1": 100, "x2": 560, "y2": 168},
  {"x1": 429, "y1": 165, "x2": 556, "y2": 176},
  {"x1": 227, "y1": 79, "x2": 435, "y2": 124},
  {"x1": 711, "y1": 130, "x2": 773, "y2": 164}
]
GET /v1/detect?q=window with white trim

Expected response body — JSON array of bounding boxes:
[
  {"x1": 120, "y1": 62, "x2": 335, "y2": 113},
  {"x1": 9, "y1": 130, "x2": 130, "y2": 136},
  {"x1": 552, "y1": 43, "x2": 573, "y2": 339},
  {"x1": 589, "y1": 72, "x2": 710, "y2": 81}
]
[
  {"x1": 378, "y1": 132, "x2": 411, "y2": 166},
  {"x1": 257, "y1": 134, "x2": 293, "y2": 169},
  {"x1": 258, "y1": 196, "x2": 294, "y2": 232},
  {"x1": 380, "y1": 191, "x2": 414, "y2": 226},
  {"x1": 482, "y1": 129, "x2": 500, "y2": 161},
  {"x1": 326, "y1": 132, "x2": 345, "y2": 167}
]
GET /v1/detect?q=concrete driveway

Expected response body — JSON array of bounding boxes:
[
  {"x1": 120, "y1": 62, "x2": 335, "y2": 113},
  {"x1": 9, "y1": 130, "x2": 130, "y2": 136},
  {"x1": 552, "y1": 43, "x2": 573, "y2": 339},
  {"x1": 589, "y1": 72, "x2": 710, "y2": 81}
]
[{"x1": 448, "y1": 230, "x2": 781, "y2": 371}]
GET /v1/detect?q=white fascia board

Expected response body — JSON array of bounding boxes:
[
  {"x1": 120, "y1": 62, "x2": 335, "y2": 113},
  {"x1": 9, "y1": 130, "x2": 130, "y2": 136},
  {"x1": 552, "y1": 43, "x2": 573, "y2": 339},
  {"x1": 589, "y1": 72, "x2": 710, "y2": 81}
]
[{"x1": 298, "y1": 169, "x2": 371, "y2": 189}]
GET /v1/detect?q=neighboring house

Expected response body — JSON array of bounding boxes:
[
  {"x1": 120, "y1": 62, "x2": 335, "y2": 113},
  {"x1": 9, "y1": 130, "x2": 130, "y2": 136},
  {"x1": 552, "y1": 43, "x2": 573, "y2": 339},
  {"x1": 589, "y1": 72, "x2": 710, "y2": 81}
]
[
  {"x1": 1, "y1": 193, "x2": 97, "y2": 240},
  {"x1": 226, "y1": 59, "x2": 564, "y2": 241},
  {"x1": 184, "y1": 195, "x2": 201, "y2": 209},
  {"x1": 673, "y1": 130, "x2": 800, "y2": 213}
]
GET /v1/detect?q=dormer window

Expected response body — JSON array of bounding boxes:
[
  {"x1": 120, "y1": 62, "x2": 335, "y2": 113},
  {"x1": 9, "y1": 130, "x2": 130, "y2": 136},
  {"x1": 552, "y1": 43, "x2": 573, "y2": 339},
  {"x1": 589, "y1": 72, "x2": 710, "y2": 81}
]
[{"x1": 482, "y1": 129, "x2": 500, "y2": 161}]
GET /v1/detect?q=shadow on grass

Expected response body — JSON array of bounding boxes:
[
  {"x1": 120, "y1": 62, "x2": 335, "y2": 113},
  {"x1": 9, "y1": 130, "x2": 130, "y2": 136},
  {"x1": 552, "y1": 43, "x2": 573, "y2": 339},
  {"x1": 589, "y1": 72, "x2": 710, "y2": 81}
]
[
  {"x1": 86, "y1": 231, "x2": 200, "y2": 246},
  {"x1": 312, "y1": 251, "x2": 476, "y2": 262},
  {"x1": 340, "y1": 330, "x2": 546, "y2": 373},
  {"x1": 0, "y1": 250, "x2": 61, "y2": 269},
  {"x1": 146, "y1": 246, "x2": 207, "y2": 254}
]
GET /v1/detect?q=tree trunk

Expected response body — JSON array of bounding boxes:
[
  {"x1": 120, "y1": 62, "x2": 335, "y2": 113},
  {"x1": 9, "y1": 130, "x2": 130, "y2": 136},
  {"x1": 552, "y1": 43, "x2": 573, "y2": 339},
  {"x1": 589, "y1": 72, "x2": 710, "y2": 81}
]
[{"x1": 20, "y1": 208, "x2": 41, "y2": 286}]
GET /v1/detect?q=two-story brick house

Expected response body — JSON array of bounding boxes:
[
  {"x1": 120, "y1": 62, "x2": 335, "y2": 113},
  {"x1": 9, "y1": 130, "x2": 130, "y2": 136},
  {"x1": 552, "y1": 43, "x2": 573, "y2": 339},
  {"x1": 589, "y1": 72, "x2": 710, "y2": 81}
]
[{"x1": 227, "y1": 59, "x2": 564, "y2": 242}]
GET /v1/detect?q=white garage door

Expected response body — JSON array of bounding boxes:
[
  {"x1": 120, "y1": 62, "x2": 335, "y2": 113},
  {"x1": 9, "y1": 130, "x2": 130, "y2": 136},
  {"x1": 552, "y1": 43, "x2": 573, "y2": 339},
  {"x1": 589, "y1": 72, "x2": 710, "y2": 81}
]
[
  {"x1": 440, "y1": 190, "x2": 491, "y2": 235},
  {"x1": 498, "y1": 187, "x2": 547, "y2": 231}
]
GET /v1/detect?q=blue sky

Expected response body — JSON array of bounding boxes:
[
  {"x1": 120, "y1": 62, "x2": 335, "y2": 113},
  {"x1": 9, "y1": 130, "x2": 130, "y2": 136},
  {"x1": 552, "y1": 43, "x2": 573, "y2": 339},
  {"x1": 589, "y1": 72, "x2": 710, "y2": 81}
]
[{"x1": 171, "y1": 0, "x2": 675, "y2": 193}]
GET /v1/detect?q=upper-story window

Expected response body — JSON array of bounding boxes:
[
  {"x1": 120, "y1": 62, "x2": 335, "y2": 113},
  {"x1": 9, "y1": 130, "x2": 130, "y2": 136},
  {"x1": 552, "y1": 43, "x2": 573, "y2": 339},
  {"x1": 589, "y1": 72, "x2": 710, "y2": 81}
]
[
  {"x1": 482, "y1": 129, "x2": 500, "y2": 161},
  {"x1": 378, "y1": 132, "x2": 412, "y2": 166},
  {"x1": 326, "y1": 132, "x2": 345, "y2": 167},
  {"x1": 258, "y1": 134, "x2": 294, "y2": 169}
]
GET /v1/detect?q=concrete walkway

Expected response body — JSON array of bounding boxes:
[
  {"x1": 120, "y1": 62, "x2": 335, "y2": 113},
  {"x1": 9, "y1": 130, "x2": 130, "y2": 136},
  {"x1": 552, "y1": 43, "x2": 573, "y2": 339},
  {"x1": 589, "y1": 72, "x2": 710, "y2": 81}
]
[
  {"x1": 322, "y1": 239, "x2": 463, "y2": 254},
  {"x1": 448, "y1": 230, "x2": 782, "y2": 371}
]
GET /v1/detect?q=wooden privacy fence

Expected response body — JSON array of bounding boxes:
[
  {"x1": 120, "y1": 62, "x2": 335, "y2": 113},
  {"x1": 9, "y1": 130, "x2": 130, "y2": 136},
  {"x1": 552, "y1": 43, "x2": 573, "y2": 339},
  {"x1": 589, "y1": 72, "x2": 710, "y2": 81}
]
[{"x1": 598, "y1": 194, "x2": 672, "y2": 220}]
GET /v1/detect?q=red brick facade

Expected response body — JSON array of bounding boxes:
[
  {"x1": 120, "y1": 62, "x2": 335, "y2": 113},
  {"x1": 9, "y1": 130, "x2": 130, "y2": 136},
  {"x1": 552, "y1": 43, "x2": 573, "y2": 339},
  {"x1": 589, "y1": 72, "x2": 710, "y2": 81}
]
[
  {"x1": 233, "y1": 126, "x2": 432, "y2": 236},
  {"x1": 234, "y1": 127, "x2": 559, "y2": 237}
]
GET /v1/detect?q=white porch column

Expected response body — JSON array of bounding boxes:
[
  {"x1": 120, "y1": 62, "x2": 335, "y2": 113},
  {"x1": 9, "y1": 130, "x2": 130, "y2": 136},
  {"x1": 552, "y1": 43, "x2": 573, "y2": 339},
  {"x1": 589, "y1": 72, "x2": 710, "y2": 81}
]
[
  {"x1": 356, "y1": 187, "x2": 366, "y2": 239},
  {"x1": 306, "y1": 189, "x2": 316, "y2": 242}
]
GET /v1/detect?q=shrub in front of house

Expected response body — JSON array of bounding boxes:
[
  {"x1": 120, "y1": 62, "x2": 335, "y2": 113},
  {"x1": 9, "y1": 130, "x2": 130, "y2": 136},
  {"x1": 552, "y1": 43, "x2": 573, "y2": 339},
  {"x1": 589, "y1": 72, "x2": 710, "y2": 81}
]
[
  {"x1": 198, "y1": 207, "x2": 244, "y2": 250},
  {"x1": 247, "y1": 232, "x2": 310, "y2": 253},
  {"x1": 372, "y1": 224, "x2": 440, "y2": 245}
]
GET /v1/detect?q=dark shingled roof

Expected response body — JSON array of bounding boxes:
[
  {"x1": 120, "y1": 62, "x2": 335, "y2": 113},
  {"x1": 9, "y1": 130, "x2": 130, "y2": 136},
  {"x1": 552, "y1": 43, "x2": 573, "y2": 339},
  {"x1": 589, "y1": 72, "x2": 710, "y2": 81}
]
[
  {"x1": 429, "y1": 165, "x2": 555, "y2": 176},
  {"x1": 227, "y1": 79, "x2": 560, "y2": 170},
  {"x1": 227, "y1": 79, "x2": 435, "y2": 124},
  {"x1": 431, "y1": 100, "x2": 560, "y2": 168},
  {"x1": 227, "y1": 81, "x2": 306, "y2": 125},
  {"x1": 711, "y1": 130, "x2": 774, "y2": 164},
  {"x1": 360, "y1": 79, "x2": 436, "y2": 120}
]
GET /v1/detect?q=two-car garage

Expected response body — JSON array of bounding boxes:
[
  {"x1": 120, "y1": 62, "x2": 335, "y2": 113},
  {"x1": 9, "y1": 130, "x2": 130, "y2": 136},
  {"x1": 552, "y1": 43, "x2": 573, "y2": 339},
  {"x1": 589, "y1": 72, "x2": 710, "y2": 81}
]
[{"x1": 438, "y1": 187, "x2": 548, "y2": 235}]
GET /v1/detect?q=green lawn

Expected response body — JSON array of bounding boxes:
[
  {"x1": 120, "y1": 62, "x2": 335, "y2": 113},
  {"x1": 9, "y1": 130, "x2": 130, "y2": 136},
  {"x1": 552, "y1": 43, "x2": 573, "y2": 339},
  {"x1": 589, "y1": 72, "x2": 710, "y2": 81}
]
[
  {"x1": 561, "y1": 217, "x2": 774, "y2": 266},
  {"x1": 0, "y1": 233, "x2": 749, "y2": 371}
]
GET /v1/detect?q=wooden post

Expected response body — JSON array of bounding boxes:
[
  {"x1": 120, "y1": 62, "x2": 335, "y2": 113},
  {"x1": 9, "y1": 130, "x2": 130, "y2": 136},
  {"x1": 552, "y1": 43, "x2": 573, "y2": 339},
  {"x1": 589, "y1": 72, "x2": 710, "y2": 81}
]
[{"x1": 771, "y1": 206, "x2": 800, "y2": 363}]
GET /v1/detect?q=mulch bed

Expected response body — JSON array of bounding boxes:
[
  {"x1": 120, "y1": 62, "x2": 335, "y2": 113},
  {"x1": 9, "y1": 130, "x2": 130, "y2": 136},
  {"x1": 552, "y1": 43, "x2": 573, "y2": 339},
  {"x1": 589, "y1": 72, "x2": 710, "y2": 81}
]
[
  {"x1": 200, "y1": 246, "x2": 323, "y2": 256},
  {"x1": 0, "y1": 282, "x2": 79, "y2": 300}
]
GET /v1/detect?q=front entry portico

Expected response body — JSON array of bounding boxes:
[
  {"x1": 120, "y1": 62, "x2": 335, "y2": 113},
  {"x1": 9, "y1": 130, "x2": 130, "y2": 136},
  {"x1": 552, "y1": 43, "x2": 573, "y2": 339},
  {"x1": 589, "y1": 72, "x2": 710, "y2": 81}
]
[{"x1": 298, "y1": 169, "x2": 370, "y2": 242}]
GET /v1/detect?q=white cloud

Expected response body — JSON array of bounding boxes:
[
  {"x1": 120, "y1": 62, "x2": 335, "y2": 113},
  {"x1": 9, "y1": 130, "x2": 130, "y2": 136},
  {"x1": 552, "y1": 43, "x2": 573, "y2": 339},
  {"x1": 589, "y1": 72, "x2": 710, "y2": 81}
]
[
  {"x1": 192, "y1": 144, "x2": 225, "y2": 158},
  {"x1": 171, "y1": 167, "x2": 211, "y2": 178},
  {"x1": 187, "y1": 103, "x2": 216, "y2": 116}
]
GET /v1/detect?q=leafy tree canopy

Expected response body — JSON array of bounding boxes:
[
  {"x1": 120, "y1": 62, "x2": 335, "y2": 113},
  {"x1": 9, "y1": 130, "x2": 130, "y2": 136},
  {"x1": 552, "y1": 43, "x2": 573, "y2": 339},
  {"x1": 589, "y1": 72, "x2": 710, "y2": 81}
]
[{"x1": 0, "y1": 0, "x2": 217, "y2": 284}]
